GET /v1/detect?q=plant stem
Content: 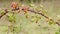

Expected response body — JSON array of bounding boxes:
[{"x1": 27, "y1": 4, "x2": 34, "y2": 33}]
[
  {"x1": 27, "y1": 9, "x2": 60, "y2": 26},
  {"x1": 0, "y1": 9, "x2": 9, "y2": 18},
  {"x1": 0, "y1": 8, "x2": 60, "y2": 26}
]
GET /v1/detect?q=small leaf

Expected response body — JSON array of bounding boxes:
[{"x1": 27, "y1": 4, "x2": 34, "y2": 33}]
[
  {"x1": 35, "y1": 14, "x2": 41, "y2": 19},
  {"x1": 29, "y1": 4, "x2": 35, "y2": 7},
  {"x1": 31, "y1": 17, "x2": 36, "y2": 22},
  {"x1": 48, "y1": 20, "x2": 55, "y2": 25},
  {"x1": 0, "y1": 10, "x2": 5, "y2": 15},
  {"x1": 7, "y1": 13, "x2": 16, "y2": 22}
]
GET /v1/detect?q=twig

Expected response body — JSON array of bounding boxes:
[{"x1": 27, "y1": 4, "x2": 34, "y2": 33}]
[
  {"x1": 27, "y1": 9, "x2": 60, "y2": 26},
  {"x1": 0, "y1": 9, "x2": 9, "y2": 18}
]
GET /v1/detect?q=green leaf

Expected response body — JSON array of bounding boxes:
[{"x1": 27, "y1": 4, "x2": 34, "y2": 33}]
[
  {"x1": 48, "y1": 20, "x2": 55, "y2": 25},
  {"x1": 35, "y1": 14, "x2": 41, "y2": 19},
  {"x1": 0, "y1": 10, "x2": 5, "y2": 15},
  {"x1": 31, "y1": 17, "x2": 36, "y2": 22},
  {"x1": 7, "y1": 13, "x2": 16, "y2": 22},
  {"x1": 29, "y1": 4, "x2": 35, "y2": 7}
]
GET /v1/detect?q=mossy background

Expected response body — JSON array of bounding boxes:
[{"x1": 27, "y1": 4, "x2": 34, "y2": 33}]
[{"x1": 0, "y1": 0, "x2": 60, "y2": 34}]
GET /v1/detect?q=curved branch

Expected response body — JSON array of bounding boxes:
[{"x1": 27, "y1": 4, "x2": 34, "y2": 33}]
[
  {"x1": 27, "y1": 9, "x2": 60, "y2": 26},
  {"x1": 0, "y1": 8, "x2": 60, "y2": 26}
]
